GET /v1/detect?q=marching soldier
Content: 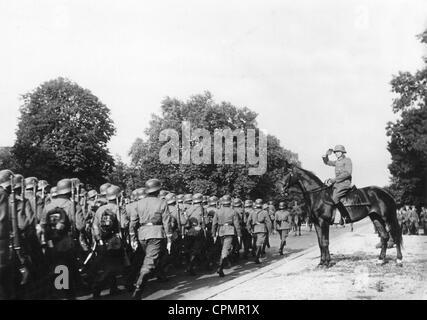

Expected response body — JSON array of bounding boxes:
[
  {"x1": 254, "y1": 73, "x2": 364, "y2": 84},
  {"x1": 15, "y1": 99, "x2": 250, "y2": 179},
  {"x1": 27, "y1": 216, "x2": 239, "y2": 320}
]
[
  {"x1": 268, "y1": 200, "x2": 276, "y2": 226},
  {"x1": 0, "y1": 170, "x2": 12, "y2": 299},
  {"x1": 322, "y1": 145, "x2": 353, "y2": 224},
  {"x1": 0, "y1": 170, "x2": 29, "y2": 299},
  {"x1": 24, "y1": 177, "x2": 40, "y2": 224},
  {"x1": 243, "y1": 200, "x2": 255, "y2": 258},
  {"x1": 275, "y1": 202, "x2": 291, "y2": 255},
  {"x1": 183, "y1": 193, "x2": 206, "y2": 275},
  {"x1": 205, "y1": 196, "x2": 220, "y2": 267},
  {"x1": 129, "y1": 179, "x2": 172, "y2": 299},
  {"x1": 292, "y1": 202, "x2": 303, "y2": 236},
  {"x1": 212, "y1": 195, "x2": 241, "y2": 277},
  {"x1": 231, "y1": 198, "x2": 244, "y2": 260},
  {"x1": 40, "y1": 178, "x2": 84, "y2": 299},
  {"x1": 246, "y1": 199, "x2": 272, "y2": 264},
  {"x1": 165, "y1": 193, "x2": 185, "y2": 268},
  {"x1": 408, "y1": 206, "x2": 419, "y2": 235},
  {"x1": 97, "y1": 183, "x2": 112, "y2": 207},
  {"x1": 262, "y1": 203, "x2": 271, "y2": 254},
  {"x1": 90, "y1": 185, "x2": 127, "y2": 298},
  {"x1": 177, "y1": 194, "x2": 185, "y2": 211},
  {"x1": 10, "y1": 174, "x2": 43, "y2": 298}
]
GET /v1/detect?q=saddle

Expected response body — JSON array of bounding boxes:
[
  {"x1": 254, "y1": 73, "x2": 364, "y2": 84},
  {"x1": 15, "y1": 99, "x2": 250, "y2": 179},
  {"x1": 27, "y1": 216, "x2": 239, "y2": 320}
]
[
  {"x1": 341, "y1": 186, "x2": 371, "y2": 207},
  {"x1": 324, "y1": 186, "x2": 371, "y2": 207}
]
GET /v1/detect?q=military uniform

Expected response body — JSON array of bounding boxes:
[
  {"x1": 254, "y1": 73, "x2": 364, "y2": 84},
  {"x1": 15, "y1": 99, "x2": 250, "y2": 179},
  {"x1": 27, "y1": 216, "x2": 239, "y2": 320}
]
[
  {"x1": 129, "y1": 179, "x2": 172, "y2": 298},
  {"x1": 212, "y1": 197, "x2": 241, "y2": 277},
  {"x1": 322, "y1": 153, "x2": 352, "y2": 204},
  {"x1": 0, "y1": 185, "x2": 11, "y2": 299},
  {"x1": 275, "y1": 204, "x2": 291, "y2": 255},
  {"x1": 246, "y1": 200, "x2": 272, "y2": 264},
  {"x1": 91, "y1": 190, "x2": 126, "y2": 298},
  {"x1": 40, "y1": 180, "x2": 84, "y2": 299},
  {"x1": 183, "y1": 196, "x2": 206, "y2": 274}
]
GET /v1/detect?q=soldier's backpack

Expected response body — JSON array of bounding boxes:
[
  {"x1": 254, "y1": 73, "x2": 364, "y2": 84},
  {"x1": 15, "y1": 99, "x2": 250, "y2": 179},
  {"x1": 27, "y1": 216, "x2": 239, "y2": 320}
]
[
  {"x1": 45, "y1": 207, "x2": 71, "y2": 242},
  {"x1": 100, "y1": 208, "x2": 118, "y2": 239}
]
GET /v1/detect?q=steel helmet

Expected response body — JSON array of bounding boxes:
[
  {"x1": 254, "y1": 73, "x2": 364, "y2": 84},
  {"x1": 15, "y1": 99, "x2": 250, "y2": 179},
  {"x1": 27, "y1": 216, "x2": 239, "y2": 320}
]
[
  {"x1": 106, "y1": 185, "x2": 121, "y2": 200},
  {"x1": 50, "y1": 186, "x2": 58, "y2": 198},
  {"x1": 0, "y1": 170, "x2": 14, "y2": 189},
  {"x1": 208, "y1": 196, "x2": 218, "y2": 206},
  {"x1": 99, "y1": 183, "x2": 112, "y2": 195},
  {"x1": 255, "y1": 199, "x2": 263, "y2": 208},
  {"x1": 87, "y1": 189, "x2": 98, "y2": 199},
  {"x1": 145, "y1": 179, "x2": 162, "y2": 194},
  {"x1": 159, "y1": 189, "x2": 169, "y2": 199},
  {"x1": 183, "y1": 194, "x2": 193, "y2": 203},
  {"x1": 279, "y1": 202, "x2": 286, "y2": 209},
  {"x1": 333, "y1": 145, "x2": 347, "y2": 153},
  {"x1": 136, "y1": 187, "x2": 147, "y2": 199},
  {"x1": 12, "y1": 174, "x2": 24, "y2": 190},
  {"x1": 165, "y1": 192, "x2": 176, "y2": 205},
  {"x1": 192, "y1": 193, "x2": 203, "y2": 204},
  {"x1": 262, "y1": 204, "x2": 269, "y2": 210},
  {"x1": 233, "y1": 198, "x2": 242, "y2": 207},
  {"x1": 221, "y1": 195, "x2": 232, "y2": 205},
  {"x1": 268, "y1": 200, "x2": 274, "y2": 206},
  {"x1": 177, "y1": 194, "x2": 184, "y2": 203},
  {"x1": 244, "y1": 199, "x2": 253, "y2": 208},
  {"x1": 38, "y1": 180, "x2": 50, "y2": 190},
  {"x1": 202, "y1": 195, "x2": 209, "y2": 204},
  {"x1": 25, "y1": 177, "x2": 38, "y2": 190},
  {"x1": 56, "y1": 179, "x2": 72, "y2": 195}
]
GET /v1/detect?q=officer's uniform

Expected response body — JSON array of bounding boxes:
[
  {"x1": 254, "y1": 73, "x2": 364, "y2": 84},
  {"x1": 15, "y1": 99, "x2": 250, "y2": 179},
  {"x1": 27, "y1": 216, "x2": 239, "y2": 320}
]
[
  {"x1": 275, "y1": 206, "x2": 291, "y2": 255},
  {"x1": 246, "y1": 201, "x2": 272, "y2": 263},
  {"x1": 212, "y1": 198, "x2": 241, "y2": 276},
  {"x1": 205, "y1": 201, "x2": 220, "y2": 265},
  {"x1": 129, "y1": 188, "x2": 172, "y2": 296},
  {"x1": 243, "y1": 202, "x2": 256, "y2": 257},
  {"x1": 322, "y1": 154, "x2": 352, "y2": 204},
  {"x1": 231, "y1": 203, "x2": 244, "y2": 258}
]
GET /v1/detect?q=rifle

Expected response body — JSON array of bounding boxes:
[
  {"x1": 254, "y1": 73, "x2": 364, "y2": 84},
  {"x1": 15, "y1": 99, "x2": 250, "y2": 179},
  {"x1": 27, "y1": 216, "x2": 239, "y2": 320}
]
[{"x1": 10, "y1": 176, "x2": 30, "y2": 285}]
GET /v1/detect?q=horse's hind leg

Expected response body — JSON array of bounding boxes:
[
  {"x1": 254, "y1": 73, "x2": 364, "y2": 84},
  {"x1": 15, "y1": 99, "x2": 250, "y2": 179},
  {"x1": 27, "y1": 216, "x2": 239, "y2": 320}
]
[{"x1": 369, "y1": 214, "x2": 389, "y2": 264}]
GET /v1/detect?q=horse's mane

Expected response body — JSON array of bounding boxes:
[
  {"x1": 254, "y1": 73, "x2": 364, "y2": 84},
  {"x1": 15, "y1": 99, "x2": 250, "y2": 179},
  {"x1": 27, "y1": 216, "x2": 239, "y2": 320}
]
[{"x1": 292, "y1": 165, "x2": 325, "y2": 187}]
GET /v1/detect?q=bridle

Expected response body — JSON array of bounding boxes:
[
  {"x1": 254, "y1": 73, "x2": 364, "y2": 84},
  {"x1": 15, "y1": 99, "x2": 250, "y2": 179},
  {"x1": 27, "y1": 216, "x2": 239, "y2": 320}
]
[{"x1": 282, "y1": 168, "x2": 330, "y2": 195}]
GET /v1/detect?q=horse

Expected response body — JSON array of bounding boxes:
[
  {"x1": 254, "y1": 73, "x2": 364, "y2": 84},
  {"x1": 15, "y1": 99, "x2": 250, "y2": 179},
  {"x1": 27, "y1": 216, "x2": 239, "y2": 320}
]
[{"x1": 279, "y1": 164, "x2": 403, "y2": 267}]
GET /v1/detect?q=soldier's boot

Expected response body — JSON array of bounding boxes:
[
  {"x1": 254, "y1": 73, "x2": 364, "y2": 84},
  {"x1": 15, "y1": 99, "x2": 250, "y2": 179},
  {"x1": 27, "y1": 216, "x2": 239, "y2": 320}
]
[
  {"x1": 279, "y1": 241, "x2": 286, "y2": 255},
  {"x1": 254, "y1": 247, "x2": 262, "y2": 264},
  {"x1": 132, "y1": 274, "x2": 148, "y2": 300},
  {"x1": 217, "y1": 258, "x2": 225, "y2": 277}
]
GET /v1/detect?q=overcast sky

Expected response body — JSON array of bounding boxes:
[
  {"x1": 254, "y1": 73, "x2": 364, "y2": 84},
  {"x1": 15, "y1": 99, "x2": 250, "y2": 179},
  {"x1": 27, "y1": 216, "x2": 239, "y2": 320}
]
[{"x1": 1, "y1": 0, "x2": 426, "y2": 186}]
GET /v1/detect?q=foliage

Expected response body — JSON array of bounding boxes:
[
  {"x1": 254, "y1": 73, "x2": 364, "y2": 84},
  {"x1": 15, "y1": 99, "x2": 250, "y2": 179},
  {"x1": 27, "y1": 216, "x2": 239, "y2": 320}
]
[
  {"x1": 386, "y1": 30, "x2": 427, "y2": 207},
  {"x1": 12, "y1": 77, "x2": 116, "y2": 186}
]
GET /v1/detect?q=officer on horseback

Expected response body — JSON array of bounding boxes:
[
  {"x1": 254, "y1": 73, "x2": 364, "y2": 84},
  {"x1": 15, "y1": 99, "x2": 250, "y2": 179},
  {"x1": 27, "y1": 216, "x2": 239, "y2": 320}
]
[{"x1": 322, "y1": 145, "x2": 353, "y2": 224}]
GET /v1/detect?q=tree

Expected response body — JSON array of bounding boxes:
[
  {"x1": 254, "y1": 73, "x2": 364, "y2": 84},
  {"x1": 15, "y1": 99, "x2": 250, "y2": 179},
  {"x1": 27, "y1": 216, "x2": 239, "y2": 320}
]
[
  {"x1": 128, "y1": 91, "x2": 300, "y2": 200},
  {"x1": 0, "y1": 147, "x2": 18, "y2": 171},
  {"x1": 12, "y1": 77, "x2": 116, "y2": 186},
  {"x1": 386, "y1": 30, "x2": 427, "y2": 207}
]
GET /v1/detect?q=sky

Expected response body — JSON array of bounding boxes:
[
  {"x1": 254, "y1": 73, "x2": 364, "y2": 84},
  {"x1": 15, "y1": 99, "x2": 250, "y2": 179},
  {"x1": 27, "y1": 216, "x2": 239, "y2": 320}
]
[{"x1": 1, "y1": 0, "x2": 426, "y2": 187}]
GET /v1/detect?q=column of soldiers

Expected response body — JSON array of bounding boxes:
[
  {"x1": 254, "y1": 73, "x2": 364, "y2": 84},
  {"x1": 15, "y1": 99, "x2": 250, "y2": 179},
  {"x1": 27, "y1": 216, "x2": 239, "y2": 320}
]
[
  {"x1": 0, "y1": 169, "x2": 300, "y2": 300},
  {"x1": 397, "y1": 205, "x2": 425, "y2": 236}
]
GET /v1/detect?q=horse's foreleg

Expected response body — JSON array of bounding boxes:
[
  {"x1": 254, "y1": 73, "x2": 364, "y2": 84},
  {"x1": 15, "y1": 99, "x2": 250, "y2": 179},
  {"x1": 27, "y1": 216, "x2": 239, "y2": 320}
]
[
  {"x1": 314, "y1": 223, "x2": 325, "y2": 266},
  {"x1": 320, "y1": 220, "x2": 331, "y2": 266}
]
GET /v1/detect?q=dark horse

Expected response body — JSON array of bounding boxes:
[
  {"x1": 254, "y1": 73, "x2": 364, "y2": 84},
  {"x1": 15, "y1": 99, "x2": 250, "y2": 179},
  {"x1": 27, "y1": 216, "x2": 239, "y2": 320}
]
[{"x1": 279, "y1": 164, "x2": 403, "y2": 267}]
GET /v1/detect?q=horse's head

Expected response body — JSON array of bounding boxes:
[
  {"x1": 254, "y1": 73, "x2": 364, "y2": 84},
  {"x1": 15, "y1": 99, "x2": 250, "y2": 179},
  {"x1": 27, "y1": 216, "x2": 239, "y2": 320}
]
[{"x1": 279, "y1": 166, "x2": 299, "y2": 196}]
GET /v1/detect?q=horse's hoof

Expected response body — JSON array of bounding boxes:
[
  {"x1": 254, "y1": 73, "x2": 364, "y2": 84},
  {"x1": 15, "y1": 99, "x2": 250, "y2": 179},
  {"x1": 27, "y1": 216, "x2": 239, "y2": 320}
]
[
  {"x1": 376, "y1": 259, "x2": 385, "y2": 266},
  {"x1": 396, "y1": 259, "x2": 403, "y2": 267}
]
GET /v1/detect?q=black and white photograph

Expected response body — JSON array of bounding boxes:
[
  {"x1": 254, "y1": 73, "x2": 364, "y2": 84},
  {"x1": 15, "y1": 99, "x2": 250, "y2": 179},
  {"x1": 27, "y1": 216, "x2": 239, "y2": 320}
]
[{"x1": 0, "y1": 0, "x2": 426, "y2": 305}]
